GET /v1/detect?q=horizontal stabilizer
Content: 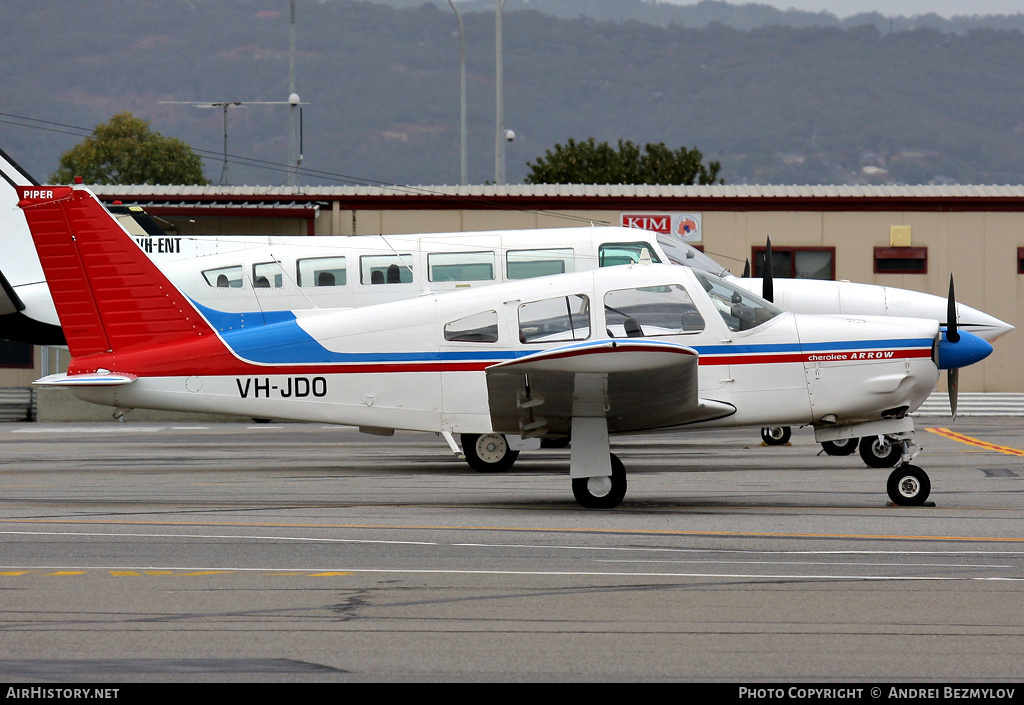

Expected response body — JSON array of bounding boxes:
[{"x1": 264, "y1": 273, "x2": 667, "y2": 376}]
[{"x1": 34, "y1": 372, "x2": 137, "y2": 387}]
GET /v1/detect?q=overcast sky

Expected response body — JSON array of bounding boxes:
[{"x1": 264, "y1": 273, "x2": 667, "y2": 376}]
[{"x1": 661, "y1": 1, "x2": 1022, "y2": 18}]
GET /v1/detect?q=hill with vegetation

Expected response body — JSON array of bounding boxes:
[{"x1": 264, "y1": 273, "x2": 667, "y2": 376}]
[{"x1": 2, "y1": 0, "x2": 1023, "y2": 187}]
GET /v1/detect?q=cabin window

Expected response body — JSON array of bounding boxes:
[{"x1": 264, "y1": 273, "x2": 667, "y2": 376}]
[
  {"x1": 873, "y1": 247, "x2": 928, "y2": 274},
  {"x1": 604, "y1": 285, "x2": 704, "y2": 337},
  {"x1": 598, "y1": 242, "x2": 662, "y2": 267},
  {"x1": 507, "y1": 248, "x2": 575, "y2": 280},
  {"x1": 753, "y1": 246, "x2": 835, "y2": 280},
  {"x1": 518, "y1": 294, "x2": 590, "y2": 343},
  {"x1": 298, "y1": 256, "x2": 346, "y2": 287},
  {"x1": 444, "y1": 310, "x2": 499, "y2": 343},
  {"x1": 693, "y1": 270, "x2": 783, "y2": 332},
  {"x1": 361, "y1": 255, "x2": 413, "y2": 284},
  {"x1": 253, "y1": 262, "x2": 284, "y2": 288},
  {"x1": 202, "y1": 265, "x2": 244, "y2": 288},
  {"x1": 428, "y1": 252, "x2": 495, "y2": 282}
]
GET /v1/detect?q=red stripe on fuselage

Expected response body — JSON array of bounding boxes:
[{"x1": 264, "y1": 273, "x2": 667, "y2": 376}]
[{"x1": 66, "y1": 343, "x2": 932, "y2": 378}]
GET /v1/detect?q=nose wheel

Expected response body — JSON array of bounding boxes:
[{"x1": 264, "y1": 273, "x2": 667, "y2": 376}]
[{"x1": 886, "y1": 464, "x2": 931, "y2": 506}]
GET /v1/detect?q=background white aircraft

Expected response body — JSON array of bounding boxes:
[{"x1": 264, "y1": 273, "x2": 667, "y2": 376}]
[{"x1": 18, "y1": 185, "x2": 994, "y2": 508}]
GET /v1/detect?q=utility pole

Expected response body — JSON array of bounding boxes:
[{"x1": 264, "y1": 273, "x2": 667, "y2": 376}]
[
  {"x1": 447, "y1": 0, "x2": 467, "y2": 185},
  {"x1": 494, "y1": 0, "x2": 506, "y2": 185},
  {"x1": 287, "y1": 0, "x2": 300, "y2": 188}
]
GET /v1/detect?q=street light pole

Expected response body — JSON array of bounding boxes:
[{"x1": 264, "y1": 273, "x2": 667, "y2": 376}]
[
  {"x1": 288, "y1": 0, "x2": 299, "y2": 188},
  {"x1": 447, "y1": 0, "x2": 467, "y2": 185},
  {"x1": 495, "y1": 0, "x2": 506, "y2": 185}
]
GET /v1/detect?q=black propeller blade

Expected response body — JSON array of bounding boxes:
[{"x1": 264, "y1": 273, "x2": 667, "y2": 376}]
[
  {"x1": 762, "y1": 236, "x2": 774, "y2": 303},
  {"x1": 946, "y1": 274, "x2": 960, "y2": 343},
  {"x1": 742, "y1": 259, "x2": 750, "y2": 278},
  {"x1": 947, "y1": 274, "x2": 960, "y2": 420}
]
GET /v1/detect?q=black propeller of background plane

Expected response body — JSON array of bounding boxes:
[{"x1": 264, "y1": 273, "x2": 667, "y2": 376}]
[{"x1": 762, "y1": 235, "x2": 774, "y2": 303}]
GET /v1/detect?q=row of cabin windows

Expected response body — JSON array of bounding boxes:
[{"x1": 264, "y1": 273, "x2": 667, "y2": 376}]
[
  {"x1": 200, "y1": 243, "x2": 660, "y2": 289},
  {"x1": 204, "y1": 246, "x2": 950, "y2": 288},
  {"x1": 444, "y1": 284, "x2": 708, "y2": 344}
]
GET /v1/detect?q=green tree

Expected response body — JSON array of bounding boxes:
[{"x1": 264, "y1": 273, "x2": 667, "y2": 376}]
[
  {"x1": 525, "y1": 138, "x2": 723, "y2": 185},
  {"x1": 51, "y1": 112, "x2": 210, "y2": 185}
]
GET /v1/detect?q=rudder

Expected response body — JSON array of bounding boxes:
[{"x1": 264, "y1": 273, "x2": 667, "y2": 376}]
[{"x1": 17, "y1": 186, "x2": 214, "y2": 358}]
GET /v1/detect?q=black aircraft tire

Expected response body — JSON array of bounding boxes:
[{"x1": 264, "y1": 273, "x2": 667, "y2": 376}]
[
  {"x1": 859, "y1": 435, "x2": 903, "y2": 468},
  {"x1": 886, "y1": 465, "x2": 931, "y2": 506},
  {"x1": 462, "y1": 433, "x2": 520, "y2": 473},
  {"x1": 821, "y1": 437, "x2": 859, "y2": 456},
  {"x1": 761, "y1": 426, "x2": 792, "y2": 446},
  {"x1": 572, "y1": 453, "x2": 627, "y2": 509}
]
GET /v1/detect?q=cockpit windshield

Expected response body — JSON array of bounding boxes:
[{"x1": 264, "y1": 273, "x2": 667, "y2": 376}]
[
  {"x1": 692, "y1": 270, "x2": 783, "y2": 332},
  {"x1": 656, "y1": 234, "x2": 731, "y2": 277}
]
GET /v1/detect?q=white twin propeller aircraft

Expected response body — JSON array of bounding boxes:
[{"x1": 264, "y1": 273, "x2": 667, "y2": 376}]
[{"x1": 17, "y1": 184, "x2": 996, "y2": 508}]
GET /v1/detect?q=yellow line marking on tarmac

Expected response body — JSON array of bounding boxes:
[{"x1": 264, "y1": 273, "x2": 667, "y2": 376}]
[
  {"x1": 927, "y1": 427, "x2": 1024, "y2": 456},
  {"x1": 1, "y1": 518, "x2": 1023, "y2": 543},
  {"x1": 46, "y1": 571, "x2": 86, "y2": 576}
]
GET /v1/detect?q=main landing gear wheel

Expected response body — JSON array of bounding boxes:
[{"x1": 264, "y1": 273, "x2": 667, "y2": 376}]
[
  {"x1": 761, "y1": 426, "x2": 792, "y2": 446},
  {"x1": 859, "y1": 435, "x2": 903, "y2": 468},
  {"x1": 887, "y1": 464, "x2": 931, "y2": 506},
  {"x1": 821, "y1": 437, "x2": 859, "y2": 456},
  {"x1": 572, "y1": 453, "x2": 627, "y2": 509},
  {"x1": 462, "y1": 433, "x2": 519, "y2": 473}
]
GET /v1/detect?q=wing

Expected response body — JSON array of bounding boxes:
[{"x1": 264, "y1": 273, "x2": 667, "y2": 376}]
[{"x1": 485, "y1": 339, "x2": 735, "y2": 437}]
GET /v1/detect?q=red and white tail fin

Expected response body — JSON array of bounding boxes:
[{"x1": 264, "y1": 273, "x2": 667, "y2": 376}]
[{"x1": 17, "y1": 186, "x2": 214, "y2": 359}]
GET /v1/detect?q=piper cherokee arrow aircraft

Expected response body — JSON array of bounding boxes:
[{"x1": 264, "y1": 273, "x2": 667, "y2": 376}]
[{"x1": 18, "y1": 184, "x2": 995, "y2": 508}]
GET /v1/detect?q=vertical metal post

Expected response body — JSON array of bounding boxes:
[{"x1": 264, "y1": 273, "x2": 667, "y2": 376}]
[
  {"x1": 447, "y1": 1, "x2": 467, "y2": 185},
  {"x1": 494, "y1": 0, "x2": 506, "y2": 185},
  {"x1": 288, "y1": 0, "x2": 298, "y2": 188}
]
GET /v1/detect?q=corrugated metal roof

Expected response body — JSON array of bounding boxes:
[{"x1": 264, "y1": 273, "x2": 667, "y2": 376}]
[{"x1": 91, "y1": 183, "x2": 1024, "y2": 200}]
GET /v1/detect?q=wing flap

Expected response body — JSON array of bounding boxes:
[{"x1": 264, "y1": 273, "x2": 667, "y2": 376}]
[{"x1": 485, "y1": 340, "x2": 734, "y2": 436}]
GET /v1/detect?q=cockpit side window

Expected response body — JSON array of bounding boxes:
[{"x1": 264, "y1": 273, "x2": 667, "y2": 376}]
[
  {"x1": 598, "y1": 242, "x2": 661, "y2": 267},
  {"x1": 604, "y1": 285, "x2": 704, "y2": 337},
  {"x1": 518, "y1": 294, "x2": 590, "y2": 343},
  {"x1": 692, "y1": 270, "x2": 783, "y2": 332},
  {"x1": 656, "y1": 234, "x2": 730, "y2": 277}
]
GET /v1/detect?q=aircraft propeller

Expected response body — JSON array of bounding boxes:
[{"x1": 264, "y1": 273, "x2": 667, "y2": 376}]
[
  {"x1": 762, "y1": 235, "x2": 774, "y2": 303},
  {"x1": 937, "y1": 274, "x2": 993, "y2": 420}
]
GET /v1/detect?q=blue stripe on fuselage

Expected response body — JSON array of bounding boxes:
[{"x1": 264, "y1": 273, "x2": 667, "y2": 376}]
[{"x1": 190, "y1": 300, "x2": 933, "y2": 366}]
